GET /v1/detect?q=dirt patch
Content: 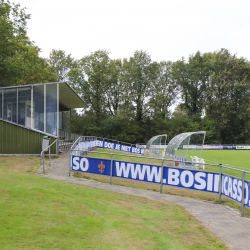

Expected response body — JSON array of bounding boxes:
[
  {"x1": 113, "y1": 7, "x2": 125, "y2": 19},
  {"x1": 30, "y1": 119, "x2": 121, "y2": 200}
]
[
  {"x1": 0, "y1": 156, "x2": 40, "y2": 174},
  {"x1": 0, "y1": 190, "x2": 9, "y2": 193}
]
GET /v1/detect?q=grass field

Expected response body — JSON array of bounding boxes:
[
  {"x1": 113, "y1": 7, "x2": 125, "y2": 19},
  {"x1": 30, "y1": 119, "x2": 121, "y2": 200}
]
[
  {"x1": 0, "y1": 155, "x2": 227, "y2": 249},
  {"x1": 73, "y1": 148, "x2": 250, "y2": 217}
]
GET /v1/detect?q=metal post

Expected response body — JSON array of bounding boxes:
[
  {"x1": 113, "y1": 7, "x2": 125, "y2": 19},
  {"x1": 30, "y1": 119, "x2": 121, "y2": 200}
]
[
  {"x1": 57, "y1": 83, "x2": 59, "y2": 138},
  {"x1": 199, "y1": 132, "x2": 206, "y2": 164},
  {"x1": 56, "y1": 139, "x2": 59, "y2": 155},
  {"x1": 49, "y1": 147, "x2": 51, "y2": 166},
  {"x1": 69, "y1": 150, "x2": 71, "y2": 176},
  {"x1": 44, "y1": 84, "x2": 46, "y2": 132},
  {"x1": 16, "y1": 88, "x2": 18, "y2": 124},
  {"x1": 241, "y1": 171, "x2": 245, "y2": 217},
  {"x1": 2, "y1": 89, "x2": 4, "y2": 119},
  {"x1": 185, "y1": 136, "x2": 191, "y2": 159},
  {"x1": 43, "y1": 152, "x2": 45, "y2": 174},
  {"x1": 219, "y1": 164, "x2": 222, "y2": 204},
  {"x1": 110, "y1": 154, "x2": 113, "y2": 185},
  {"x1": 31, "y1": 86, "x2": 33, "y2": 129},
  {"x1": 160, "y1": 158, "x2": 164, "y2": 194}
]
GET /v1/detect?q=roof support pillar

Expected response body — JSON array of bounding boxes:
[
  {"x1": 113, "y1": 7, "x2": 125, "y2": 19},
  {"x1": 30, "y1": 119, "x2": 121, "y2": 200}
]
[{"x1": 44, "y1": 84, "x2": 46, "y2": 133}]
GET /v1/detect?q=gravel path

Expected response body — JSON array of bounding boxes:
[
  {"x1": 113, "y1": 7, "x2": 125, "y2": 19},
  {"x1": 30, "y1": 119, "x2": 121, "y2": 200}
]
[{"x1": 37, "y1": 151, "x2": 250, "y2": 250}]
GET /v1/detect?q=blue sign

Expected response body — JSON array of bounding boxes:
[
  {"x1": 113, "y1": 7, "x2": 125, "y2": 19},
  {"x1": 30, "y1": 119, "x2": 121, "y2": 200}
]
[
  {"x1": 75, "y1": 140, "x2": 144, "y2": 155},
  {"x1": 221, "y1": 174, "x2": 250, "y2": 209},
  {"x1": 223, "y1": 146, "x2": 236, "y2": 150},
  {"x1": 72, "y1": 156, "x2": 221, "y2": 194}
]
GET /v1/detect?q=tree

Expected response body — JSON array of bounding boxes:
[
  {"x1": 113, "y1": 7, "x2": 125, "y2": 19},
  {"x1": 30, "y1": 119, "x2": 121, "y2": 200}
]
[
  {"x1": 69, "y1": 50, "x2": 111, "y2": 125},
  {"x1": 0, "y1": 0, "x2": 58, "y2": 87},
  {"x1": 47, "y1": 49, "x2": 75, "y2": 81},
  {"x1": 205, "y1": 49, "x2": 250, "y2": 143},
  {"x1": 0, "y1": 0, "x2": 30, "y2": 86},
  {"x1": 104, "y1": 59, "x2": 122, "y2": 117},
  {"x1": 149, "y1": 61, "x2": 177, "y2": 119},
  {"x1": 120, "y1": 50, "x2": 158, "y2": 123},
  {"x1": 172, "y1": 51, "x2": 212, "y2": 117}
]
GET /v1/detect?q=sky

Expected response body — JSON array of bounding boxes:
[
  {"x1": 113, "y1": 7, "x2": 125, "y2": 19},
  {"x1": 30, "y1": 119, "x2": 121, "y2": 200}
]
[{"x1": 16, "y1": 0, "x2": 250, "y2": 62}]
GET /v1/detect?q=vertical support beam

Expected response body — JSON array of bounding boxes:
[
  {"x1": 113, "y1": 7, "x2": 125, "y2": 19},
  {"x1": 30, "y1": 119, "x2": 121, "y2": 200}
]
[
  {"x1": 44, "y1": 84, "x2": 46, "y2": 132},
  {"x1": 49, "y1": 147, "x2": 51, "y2": 166},
  {"x1": 57, "y1": 83, "x2": 59, "y2": 138},
  {"x1": 185, "y1": 135, "x2": 191, "y2": 158},
  {"x1": 56, "y1": 140, "x2": 59, "y2": 156},
  {"x1": 2, "y1": 89, "x2": 4, "y2": 119},
  {"x1": 219, "y1": 164, "x2": 222, "y2": 204},
  {"x1": 241, "y1": 171, "x2": 245, "y2": 217},
  {"x1": 43, "y1": 152, "x2": 45, "y2": 174},
  {"x1": 16, "y1": 88, "x2": 18, "y2": 124},
  {"x1": 199, "y1": 132, "x2": 206, "y2": 163},
  {"x1": 62, "y1": 110, "x2": 63, "y2": 131},
  {"x1": 70, "y1": 109, "x2": 71, "y2": 132},
  {"x1": 69, "y1": 150, "x2": 71, "y2": 176},
  {"x1": 110, "y1": 154, "x2": 113, "y2": 185},
  {"x1": 160, "y1": 158, "x2": 164, "y2": 194},
  {"x1": 31, "y1": 86, "x2": 33, "y2": 129}
]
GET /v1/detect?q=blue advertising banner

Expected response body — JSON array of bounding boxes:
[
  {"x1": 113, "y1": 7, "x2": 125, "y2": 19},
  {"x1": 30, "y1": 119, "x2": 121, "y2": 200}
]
[
  {"x1": 223, "y1": 146, "x2": 237, "y2": 150},
  {"x1": 72, "y1": 156, "x2": 221, "y2": 194},
  {"x1": 75, "y1": 140, "x2": 144, "y2": 155},
  {"x1": 221, "y1": 174, "x2": 250, "y2": 209}
]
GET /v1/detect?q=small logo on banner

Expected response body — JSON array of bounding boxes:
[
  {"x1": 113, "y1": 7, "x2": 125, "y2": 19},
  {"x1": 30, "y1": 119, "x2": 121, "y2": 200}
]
[{"x1": 98, "y1": 161, "x2": 105, "y2": 174}]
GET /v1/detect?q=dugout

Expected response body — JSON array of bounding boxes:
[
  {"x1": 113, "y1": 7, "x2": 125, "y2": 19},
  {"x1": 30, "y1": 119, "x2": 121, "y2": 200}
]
[{"x1": 164, "y1": 131, "x2": 206, "y2": 167}]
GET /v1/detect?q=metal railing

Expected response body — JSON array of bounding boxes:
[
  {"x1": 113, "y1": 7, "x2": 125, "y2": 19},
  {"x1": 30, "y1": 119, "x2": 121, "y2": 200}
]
[
  {"x1": 40, "y1": 139, "x2": 59, "y2": 174},
  {"x1": 69, "y1": 148, "x2": 250, "y2": 217},
  {"x1": 59, "y1": 129, "x2": 81, "y2": 141}
]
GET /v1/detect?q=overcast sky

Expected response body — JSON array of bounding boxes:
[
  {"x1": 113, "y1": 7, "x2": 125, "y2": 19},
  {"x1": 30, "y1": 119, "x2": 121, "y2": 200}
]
[{"x1": 17, "y1": 0, "x2": 250, "y2": 62}]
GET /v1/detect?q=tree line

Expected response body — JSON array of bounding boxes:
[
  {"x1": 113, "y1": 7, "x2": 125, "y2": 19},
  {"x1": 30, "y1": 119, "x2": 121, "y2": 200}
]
[{"x1": 1, "y1": 0, "x2": 250, "y2": 144}]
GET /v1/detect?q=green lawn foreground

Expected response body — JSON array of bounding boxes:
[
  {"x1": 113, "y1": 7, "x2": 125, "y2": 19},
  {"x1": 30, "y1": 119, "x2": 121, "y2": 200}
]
[{"x1": 0, "y1": 156, "x2": 227, "y2": 250}]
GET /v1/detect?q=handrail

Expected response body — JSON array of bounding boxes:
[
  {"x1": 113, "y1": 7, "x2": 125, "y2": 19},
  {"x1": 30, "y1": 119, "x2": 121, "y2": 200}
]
[{"x1": 40, "y1": 139, "x2": 59, "y2": 174}]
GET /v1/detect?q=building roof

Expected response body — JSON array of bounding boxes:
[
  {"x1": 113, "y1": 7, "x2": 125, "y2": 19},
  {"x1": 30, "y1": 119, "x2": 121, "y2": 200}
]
[{"x1": 0, "y1": 82, "x2": 88, "y2": 109}]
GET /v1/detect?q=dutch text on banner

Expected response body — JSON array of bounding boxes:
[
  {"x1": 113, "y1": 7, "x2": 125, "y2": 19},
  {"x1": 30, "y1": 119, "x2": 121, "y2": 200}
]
[
  {"x1": 75, "y1": 140, "x2": 144, "y2": 155},
  {"x1": 72, "y1": 156, "x2": 220, "y2": 194},
  {"x1": 221, "y1": 174, "x2": 250, "y2": 209}
]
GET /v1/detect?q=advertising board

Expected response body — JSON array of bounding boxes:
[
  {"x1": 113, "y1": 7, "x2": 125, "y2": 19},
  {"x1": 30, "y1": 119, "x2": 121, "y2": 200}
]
[
  {"x1": 75, "y1": 140, "x2": 144, "y2": 155},
  {"x1": 72, "y1": 156, "x2": 220, "y2": 193}
]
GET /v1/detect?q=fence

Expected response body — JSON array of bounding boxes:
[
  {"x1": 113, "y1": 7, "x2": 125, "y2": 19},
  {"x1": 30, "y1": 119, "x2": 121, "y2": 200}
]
[
  {"x1": 69, "y1": 142, "x2": 250, "y2": 217},
  {"x1": 59, "y1": 129, "x2": 81, "y2": 142}
]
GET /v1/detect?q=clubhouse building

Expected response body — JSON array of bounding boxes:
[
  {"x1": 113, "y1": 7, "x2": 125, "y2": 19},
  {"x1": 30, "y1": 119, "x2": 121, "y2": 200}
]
[{"x1": 0, "y1": 82, "x2": 87, "y2": 154}]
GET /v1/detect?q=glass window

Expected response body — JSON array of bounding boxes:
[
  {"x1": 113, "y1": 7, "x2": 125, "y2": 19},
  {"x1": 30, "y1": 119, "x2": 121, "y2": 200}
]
[
  {"x1": 62, "y1": 110, "x2": 71, "y2": 131},
  {"x1": 46, "y1": 84, "x2": 57, "y2": 136},
  {"x1": 0, "y1": 90, "x2": 2, "y2": 119},
  {"x1": 18, "y1": 87, "x2": 31, "y2": 127},
  {"x1": 59, "y1": 111, "x2": 62, "y2": 129},
  {"x1": 3, "y1": 88, "x2": 17, "y2": 123},
  {"x1": 33, "y1": 85, "x2": 44, "y2": 132}
]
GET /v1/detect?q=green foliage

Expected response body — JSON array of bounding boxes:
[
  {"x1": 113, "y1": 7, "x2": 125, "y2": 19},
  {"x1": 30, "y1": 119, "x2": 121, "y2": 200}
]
[
  {"x1": 205, "y1": 49, "x2": 250, "y2": 143},
  {"x1": 68, "y1": 48, "x2": 250, "y2": 144},
  {"x1": 172, "y1": 51, "x2": 212, "y2": 116},
  {"x1": 0, "y1": 0, "x2": 58, "y2": 87},
  {"x1": 48, "y1": 49, "x2": 75, "y2": 81}
]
